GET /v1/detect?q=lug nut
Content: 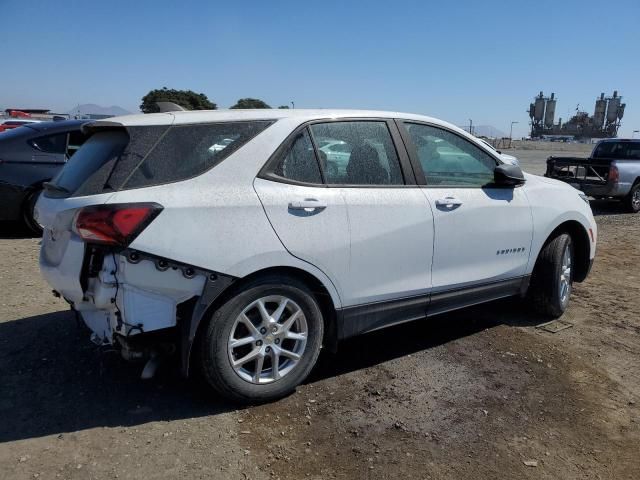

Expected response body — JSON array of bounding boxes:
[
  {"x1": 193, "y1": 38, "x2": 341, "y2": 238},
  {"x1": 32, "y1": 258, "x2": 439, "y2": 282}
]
[
  {"x1": 260, "y1": 327, "x2": 267, "y2": 334},
  {"x1": 156, "y1": 259, "x2": 169, "y2": 271},
  {"x1": 271, "y1": 326, "x2": 278, "y2": 333},
  {"x1": 183, "y1": 267, "x2": 195, "y2": 278},
  {"x1": 265, "y1": 346, "x2": 271, "y2": 353},
  {"x1": 256, "y1": 340, "x2": 263, "y2": 346},
  {"x1": 275, "y1": 338, "x2": 280, "y2": 344}
]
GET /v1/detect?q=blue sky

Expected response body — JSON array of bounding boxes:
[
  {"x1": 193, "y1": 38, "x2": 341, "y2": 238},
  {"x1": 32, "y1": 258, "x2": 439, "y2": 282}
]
[{"x1": 3, "y1": 0, "x2": 639, "y2": 137}]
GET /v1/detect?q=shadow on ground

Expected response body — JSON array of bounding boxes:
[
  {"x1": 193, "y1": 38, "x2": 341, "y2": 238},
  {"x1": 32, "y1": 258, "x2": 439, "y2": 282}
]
[
  {"x1": 589, "y1": 199, "x2": 630, "y2": 216},
  {"x1": 0, "y1": 297, "x2": 546, "y2": 444},
  {"x1": 0, "y1": 221, "x2": 39, "y2": 240}
]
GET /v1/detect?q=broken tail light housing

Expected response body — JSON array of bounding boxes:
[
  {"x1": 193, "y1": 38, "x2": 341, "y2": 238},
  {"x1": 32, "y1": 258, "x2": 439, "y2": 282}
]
[
  {"x1": 609, "y1": 165, "x2": 619, "y2": 183},
  {"x1": 73, "y1": 203, "x2": 163, "y2": 246}
]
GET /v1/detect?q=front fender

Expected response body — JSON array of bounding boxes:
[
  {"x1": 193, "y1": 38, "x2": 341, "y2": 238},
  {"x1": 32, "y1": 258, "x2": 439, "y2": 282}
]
[{"x1": 523, "y1": 176, "x2": 597, "y2": 276}]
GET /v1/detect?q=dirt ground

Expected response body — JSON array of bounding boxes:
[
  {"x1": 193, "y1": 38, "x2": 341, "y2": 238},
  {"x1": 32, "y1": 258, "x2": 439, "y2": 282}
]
[{"x1": 1, "y1": 155, "x2": 639, "y2": 479}]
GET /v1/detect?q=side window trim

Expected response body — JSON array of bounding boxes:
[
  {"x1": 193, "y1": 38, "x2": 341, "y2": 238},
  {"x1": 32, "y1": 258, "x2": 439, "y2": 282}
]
[
  {"x1": 304, "y1": 126, "x2": 328, "y2": 185},
  {"x1": 259, "y1": 118, "x2": 417, "y2": 188},
  {"x1": 259, "y1": 126, "x2": 327, "y2": 188},
  {"x1": 397, "y1": 120, "x2": 501, "y2": 187}
]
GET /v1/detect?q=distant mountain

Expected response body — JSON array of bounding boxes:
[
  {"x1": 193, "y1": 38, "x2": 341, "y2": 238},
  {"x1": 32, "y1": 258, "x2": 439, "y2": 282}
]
[
  {"x1": 66, "y1": 104, "x2": 131, "y2": 116},
  {"x1": 458, "y1": 125, "x2": 508, "y2": 138}
]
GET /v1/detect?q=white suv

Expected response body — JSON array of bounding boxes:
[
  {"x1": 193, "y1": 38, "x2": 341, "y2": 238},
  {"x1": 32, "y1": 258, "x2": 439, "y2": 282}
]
[{"x1": 36, "y1": 110, "x2": 597, "y2": 402}]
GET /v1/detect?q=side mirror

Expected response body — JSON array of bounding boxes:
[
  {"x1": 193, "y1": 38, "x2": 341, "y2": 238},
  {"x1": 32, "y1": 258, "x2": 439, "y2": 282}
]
[{"x1": 494, "y1": 163, "x2": 525, "y2": 187}]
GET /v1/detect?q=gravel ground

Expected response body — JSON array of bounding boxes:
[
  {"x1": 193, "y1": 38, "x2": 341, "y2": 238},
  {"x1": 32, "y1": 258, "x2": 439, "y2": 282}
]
[{"x1": 1, "y1": 153, "x2": 638, "y2": 479}]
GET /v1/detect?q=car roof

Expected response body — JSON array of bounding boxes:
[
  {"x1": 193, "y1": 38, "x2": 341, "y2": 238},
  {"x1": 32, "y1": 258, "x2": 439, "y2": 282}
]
[
  {"x1": 1, "y1": 118, "x2": 40, "y2": 124},
  {"x1": 88, "y1": 108, "x2": 467, "y2": 138},
  {"x1": 94, "y1": 108, "x2": 451, "y2": 126},
  {"x1": 23, "y1": 119, "x2": 91, "y2": 133}
]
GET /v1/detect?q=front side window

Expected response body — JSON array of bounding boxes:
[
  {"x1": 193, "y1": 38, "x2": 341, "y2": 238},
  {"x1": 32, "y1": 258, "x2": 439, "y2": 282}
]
[
  {"x1": 310, "y1": 121, "x2": 403, "y2": 185},
  {"x1": 404, "y1": 123, "x2": 496, "y2": 187},
  {"x1": 273, "y1": 129, "x2": 322, "y2": 184}
]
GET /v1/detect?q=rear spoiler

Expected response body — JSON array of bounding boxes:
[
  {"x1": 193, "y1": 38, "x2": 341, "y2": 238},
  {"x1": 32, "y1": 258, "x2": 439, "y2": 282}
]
[{"x1": 81, "y1": 120, "x2": 125, "y2": 135}]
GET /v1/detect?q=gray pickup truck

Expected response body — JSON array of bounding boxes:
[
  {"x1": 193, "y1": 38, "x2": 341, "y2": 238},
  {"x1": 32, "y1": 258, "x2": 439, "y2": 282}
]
[{"x1": 545, "y1": 139, "x2": 640, "y2": 213}]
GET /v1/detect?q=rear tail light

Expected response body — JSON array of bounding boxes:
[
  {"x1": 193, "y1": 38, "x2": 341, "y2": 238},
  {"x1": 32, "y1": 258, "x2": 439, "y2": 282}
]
[
  {"x1": 609, "y1": 165, "x2": 619, "y2": 183},
  {"x1": 73, "y1": 203, "x2": 163, "y2": 246}
]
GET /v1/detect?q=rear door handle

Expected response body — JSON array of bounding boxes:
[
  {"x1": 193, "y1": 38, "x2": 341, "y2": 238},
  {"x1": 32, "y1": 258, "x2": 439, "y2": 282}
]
[
  {"x1": 288, "y1": 199, "x2": 327, "y2": 211},
  {"x1": 435, "y1": 196, "x2": 463, "y2": 207}
]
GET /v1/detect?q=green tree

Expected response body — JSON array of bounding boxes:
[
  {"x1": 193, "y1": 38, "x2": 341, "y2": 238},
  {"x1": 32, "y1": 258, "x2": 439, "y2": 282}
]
[
  {"x1": 277, "y1": 105, "x2": 290, "y2": 109},
  {"x1": 140, "y1": 88, "x2": 216, "y2": 113},
  {"x1": 230, "y1": 98, "x2": 271, "y2": 109}
]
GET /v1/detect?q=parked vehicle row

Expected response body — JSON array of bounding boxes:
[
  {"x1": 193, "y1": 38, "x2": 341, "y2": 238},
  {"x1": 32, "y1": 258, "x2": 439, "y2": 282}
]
[
  {"x1": 0, "y1": 120, "x2": 89, "y2": 232},
  {"x1": 0, "y1": 118, "x2": 41, "y2": 133},
  {"x1": 35, "y1": 109, "x2": 597, "y2": 403}
]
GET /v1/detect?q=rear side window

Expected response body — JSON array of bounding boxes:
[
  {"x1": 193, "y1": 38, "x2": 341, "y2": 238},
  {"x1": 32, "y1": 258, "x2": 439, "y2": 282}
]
[
  {"x1": 123, "y1": 121, "x2": 271, "y2": 189},
  {"x1": 273, "y1": 129, "x2": 322, "y2": 184},
  {"x1": 30, "y1": 133, "x2": 68, "y2": 154},
  {"x1": 46, "y1": 121, "x2": 273, "y2": 198},
  {"x1": 310, "y1": 121, "x2": 403, "y2": 185}
]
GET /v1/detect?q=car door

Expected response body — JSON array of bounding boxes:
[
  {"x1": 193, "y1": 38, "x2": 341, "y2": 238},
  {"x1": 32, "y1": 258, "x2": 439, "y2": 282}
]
[
  {"x1": 254, "y1": 128, "x2": 351, "y2": 300},
  {"x1": 307, "y1": 120, "x2": 434, "y2": 309},
  {"x1": 399, "y1": 121, "x2": 533, "y2": 314},
  {"x1": 255, "y1": 120, "x2": 435, "y2": 335}
]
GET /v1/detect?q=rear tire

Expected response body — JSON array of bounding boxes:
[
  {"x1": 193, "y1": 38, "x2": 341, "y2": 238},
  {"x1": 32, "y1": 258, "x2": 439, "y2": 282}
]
[
  {"x1": 623, "y1": 182, "x2": 640, "y2": 213},
  {"x1": 198, "y1": 276, "x2": 324, "y2": 403},
  {"x1": 22, "y1": 188, "x2": 43, "y2": 235},
  {"x1": 528, "y1": 233, "x2": 574, "y2": 318}
]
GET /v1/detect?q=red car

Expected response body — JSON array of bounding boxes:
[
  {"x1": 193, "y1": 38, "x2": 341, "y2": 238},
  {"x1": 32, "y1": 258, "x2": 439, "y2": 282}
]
[{"x1": 0, "y1": 119, "x2": 40, "y2": 133}]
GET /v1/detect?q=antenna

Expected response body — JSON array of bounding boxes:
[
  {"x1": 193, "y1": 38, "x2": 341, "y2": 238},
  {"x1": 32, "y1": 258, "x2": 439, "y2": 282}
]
[{"x1": 155, "y1": 102, "x2": 187, "y2": 112}]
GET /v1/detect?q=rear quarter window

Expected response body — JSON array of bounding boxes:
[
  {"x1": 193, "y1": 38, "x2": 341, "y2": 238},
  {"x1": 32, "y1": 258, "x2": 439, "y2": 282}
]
[
  {"x1": 123, "y1": 121, "x2": 272, "y2": 189},
  {"x1": 47, "y1": 120, "x2": 273, "y2": 198}
]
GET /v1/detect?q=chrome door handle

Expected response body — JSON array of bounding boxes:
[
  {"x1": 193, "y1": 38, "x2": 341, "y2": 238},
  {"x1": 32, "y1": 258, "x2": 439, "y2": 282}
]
[
  {"x1": 288, "y1": 199, "x2": 327, "y2": 210},
  {"x1": 435, "y1": 196, "x2": 463, "y2": 207}
]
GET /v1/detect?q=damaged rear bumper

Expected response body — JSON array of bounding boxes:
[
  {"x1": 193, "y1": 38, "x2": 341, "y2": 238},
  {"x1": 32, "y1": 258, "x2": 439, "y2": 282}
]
[{"x1": 41, "y1": 239, "x2": 235, "y2": 376}]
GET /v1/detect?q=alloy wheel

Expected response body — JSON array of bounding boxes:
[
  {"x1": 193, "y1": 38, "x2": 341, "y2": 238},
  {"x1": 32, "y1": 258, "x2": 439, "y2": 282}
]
[
  {"x1": 227, "y1": 295, "x2": 308, "y2": 384},
  {"x1": 632, "y1": 188, "x2": 640, "y2": 210},
  {"x1": 559, "y1": 244, "x2": 572, "y2": 304}
]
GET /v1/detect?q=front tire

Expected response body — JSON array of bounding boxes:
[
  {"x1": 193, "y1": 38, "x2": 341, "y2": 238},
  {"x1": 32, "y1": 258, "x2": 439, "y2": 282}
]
[
  {"x1": 623, "y1": 182, "x2": 640, "y2": 213},
  {"x1": 528, "y1": 233, "x2": 574, "y2": 318},
  {"x1": 198, "y1": 276, "x2": 324, "y2": 403}
]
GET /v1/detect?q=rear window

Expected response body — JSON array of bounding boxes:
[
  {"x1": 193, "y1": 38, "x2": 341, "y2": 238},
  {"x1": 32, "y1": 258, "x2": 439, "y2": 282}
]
[
  {"x1": 593, "y1": 141, "x2": 640, "y2": 160},
  {"x1": 46, "y1": 121, "x2": 273, "y2": 198},
  {"x1": 48, "y1": 130, "x2": 129, "y2": 197}
]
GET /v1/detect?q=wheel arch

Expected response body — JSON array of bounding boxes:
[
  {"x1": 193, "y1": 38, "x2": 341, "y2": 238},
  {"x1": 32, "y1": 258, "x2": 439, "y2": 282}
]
[
  {"x1": 536, "y1": 220, "x2": 591, "y2": 283},
  {"x1": 184, "y1": 265, "x2": 339, "y2": 377}
]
